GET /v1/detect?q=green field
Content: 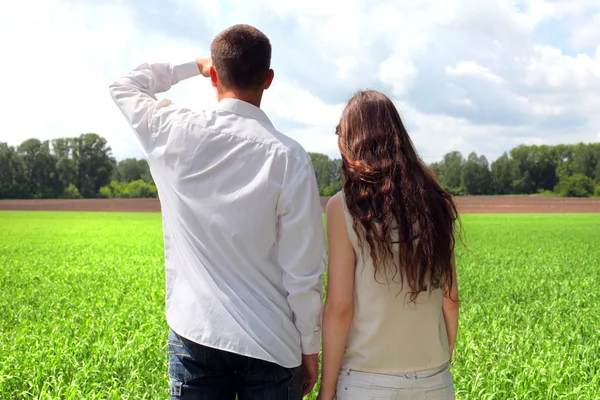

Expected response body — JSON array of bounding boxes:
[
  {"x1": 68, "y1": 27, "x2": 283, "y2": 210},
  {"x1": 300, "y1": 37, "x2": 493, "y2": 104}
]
[{"x1": 1, "y1": 211, "x2": 599, "y2": 399}]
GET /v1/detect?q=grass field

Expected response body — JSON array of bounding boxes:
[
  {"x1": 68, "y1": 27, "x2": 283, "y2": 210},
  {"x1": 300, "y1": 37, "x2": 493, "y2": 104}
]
[{"x1": 1, "y1": 211, "x2": 599, "y2": 399}]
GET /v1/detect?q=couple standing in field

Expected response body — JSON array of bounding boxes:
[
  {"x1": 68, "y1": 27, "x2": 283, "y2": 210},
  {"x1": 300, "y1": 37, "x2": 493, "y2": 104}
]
[{"x1": 110, "y1": 24, "x2": 460, "y2": 400}]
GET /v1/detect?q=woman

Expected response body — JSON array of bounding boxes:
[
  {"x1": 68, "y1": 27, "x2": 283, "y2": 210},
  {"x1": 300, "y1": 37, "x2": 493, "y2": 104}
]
[{"x1": 318, "y1": 90, "x2": 460, "y2": 400}]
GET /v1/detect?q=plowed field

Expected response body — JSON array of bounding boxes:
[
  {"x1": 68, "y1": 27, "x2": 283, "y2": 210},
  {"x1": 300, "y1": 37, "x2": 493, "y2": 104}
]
[{"x1": 1, "y1": 196, "x2": 600, "y2": 214}]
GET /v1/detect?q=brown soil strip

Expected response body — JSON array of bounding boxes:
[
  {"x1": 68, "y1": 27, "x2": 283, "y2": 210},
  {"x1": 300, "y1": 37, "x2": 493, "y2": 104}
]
[{"x1": 1, "y1": 197, "x2": 600, "y2": 214}]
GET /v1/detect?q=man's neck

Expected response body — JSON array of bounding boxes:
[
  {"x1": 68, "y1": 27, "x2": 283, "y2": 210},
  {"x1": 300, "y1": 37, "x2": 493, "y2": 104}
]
[{"x1": 218, "y1": 91, "x2": 263, "y2": 108}]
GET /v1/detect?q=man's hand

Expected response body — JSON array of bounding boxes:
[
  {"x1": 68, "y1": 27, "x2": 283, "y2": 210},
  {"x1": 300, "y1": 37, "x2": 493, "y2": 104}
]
[
  {"x1": 301, "y1": 353, "x2": 319, "y2": 396},
  {"x1": 195, "y1": 58, "x2": 212, "y2": 78}
]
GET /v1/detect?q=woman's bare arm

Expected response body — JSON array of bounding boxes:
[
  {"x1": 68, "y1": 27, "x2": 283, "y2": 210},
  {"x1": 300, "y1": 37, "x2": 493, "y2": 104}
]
[
  {"x1": 442, "y1": 252, "x2": 459, "y2": 362},
  {"x1": 318, "y1": 194, "x2": 356, "y2": 400}
]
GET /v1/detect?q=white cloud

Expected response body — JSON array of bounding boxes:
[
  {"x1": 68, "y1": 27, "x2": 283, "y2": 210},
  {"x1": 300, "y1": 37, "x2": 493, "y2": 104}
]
[
  {"x1": 572, "y1": 13, "x2": 600, "y2": 47},
  {"x1": 524, "y1": 45, "x2": 600, "y2": 89},
  {"x1": 0, "y1": 0, "x2": 599, "y2": 164},
  {"x1": 451, "y1": 98, "x2": 475, "y2": 108},
  {"x1": 446, "y1": 61, "x2": 505, "y2": 84},
  {"x1": 0, "y1": 0, "x2": 211, "y2": 160},
  {"x1": 335, "y1": 57, "x2": 359, "y2": 80},
  {"x1": 263, "y1": 81, "x2": 342, "y2": 127},
  {"x1": 523, "y1": 0, "x2": 600, "y2": 26}
]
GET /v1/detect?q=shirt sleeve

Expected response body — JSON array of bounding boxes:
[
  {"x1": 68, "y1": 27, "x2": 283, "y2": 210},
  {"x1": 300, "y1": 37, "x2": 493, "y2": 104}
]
[
  {"x1": 108, "y1": 61, "x2": 200, "y2": 156},
  {"x1": 277, "y1": 161, "x2": 326, "y2": 355}
]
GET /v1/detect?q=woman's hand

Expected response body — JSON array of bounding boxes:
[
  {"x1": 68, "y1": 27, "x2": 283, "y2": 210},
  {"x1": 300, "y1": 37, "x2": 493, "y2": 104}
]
[{"x1": 316, "y1": 388, "x2": 336, "y2": 400}]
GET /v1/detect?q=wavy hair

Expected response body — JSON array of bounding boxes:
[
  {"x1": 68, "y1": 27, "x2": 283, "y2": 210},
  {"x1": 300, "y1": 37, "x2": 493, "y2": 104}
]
[{"x1": 337, "y1": 90, "x2": 459, "y2": 301}]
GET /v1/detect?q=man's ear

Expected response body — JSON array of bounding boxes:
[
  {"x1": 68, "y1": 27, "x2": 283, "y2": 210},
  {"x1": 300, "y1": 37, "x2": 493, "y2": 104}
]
[
  {"x1": 263, "y1": 69, "x2": 274, "y2": 90},
  {"x1": 209, "y1": 66, "x2": 218, "y2": 88}
]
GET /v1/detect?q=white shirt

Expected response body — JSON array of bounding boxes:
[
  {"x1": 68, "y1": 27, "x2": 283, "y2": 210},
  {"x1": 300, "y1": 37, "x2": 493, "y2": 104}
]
[{"x1": 109, "y1": 61, "x2": 326, "y2": 368}]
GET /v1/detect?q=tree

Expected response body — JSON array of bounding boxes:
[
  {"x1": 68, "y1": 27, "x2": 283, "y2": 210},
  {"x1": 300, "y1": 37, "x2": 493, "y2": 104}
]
[
  {"x1": 530, "y1": 145, "x2": 559, "y2": 192},
  {"x1": 330, "y1": 158, "x2": 342, "y2": 192},
  {"x1": 461, "y1": 153, "x2": 478, "y2": 195},
  {"x1": 3, "y1": 133, "x2": 600, "y2": 199},
  {"x1": 554, "y1": 174, "x2": 595, "y2": 197},
  {"x1": 99, "y1": 181, "x2": 124, "y2": 199},
  {"x1": 509, "y1": 145, "x2": 536, "y2": 194},
  {"x1": 308, "y1": 152, "x2": 342, "y2": 195},
  {"x1": 571, "y1": 143, "x2": 597, "y2": 178},
  {"x1": 0, "y1": 143, "x2": 14, "y2": 197},
  {"x1": 71, "y1": 134, "x2": 114, "y2": 198},
  {"x1": 122, "y1": 180, "x2": 158, "y2": 198},
  {"x1": 460, "y1": 152, "x2": 491, "y2": 195},
  {"x1": 555, "y1": 160, "x2": 572, "y2": 182},
  {"x1": 592, "y1": 144, "x2": 600, "y2": 184},
  {"x1": 61, "y1": 184, "x2": 83, "y2": 199},
  {"x1": 440, "y1": 151, "x2": 464, "y2": 191},
  {"x1": 477, "y1": 154, "x2": 492, "y2": 194},
  {"x1": 429, "y1": 162, "x2": 443, "y2": 182},
  {"x1": 99, "y1": 180, "x2": 157, "y2": 198},
  {"x1": 491, "y1": 152, "x2": 512, "y2": 194},
  {"x1": 0, "y1": 142, "x2": 28, "y2": 199},
  {"x1": 116, "y1": 158, "x2": 152, "y2": 183},
  {"x1": 17, "y1": 139, "x2": 60, "y2": 198},
  {"x1": 554, "y1": 144, "x2": 575, "y2": 183},
  {"x1": 52, "y1": 138, "x2": 76, "y2": 194}
]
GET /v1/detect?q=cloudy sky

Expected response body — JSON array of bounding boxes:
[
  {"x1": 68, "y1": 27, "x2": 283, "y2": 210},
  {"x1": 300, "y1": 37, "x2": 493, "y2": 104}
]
[{"x1": 1, "y1": 0, "x2": 599, "y2": 163}]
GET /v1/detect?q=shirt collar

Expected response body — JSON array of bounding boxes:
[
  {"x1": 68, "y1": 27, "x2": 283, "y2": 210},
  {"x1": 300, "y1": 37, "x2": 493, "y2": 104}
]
[{"x1": 216, "y1": 98, "x2": 273, "y2": 127}]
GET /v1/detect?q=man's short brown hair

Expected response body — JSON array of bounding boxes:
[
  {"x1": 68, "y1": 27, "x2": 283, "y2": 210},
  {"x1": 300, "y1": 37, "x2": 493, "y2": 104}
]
[{"x1": 210, "y1": 24, "x2": 272, "y2": 91}]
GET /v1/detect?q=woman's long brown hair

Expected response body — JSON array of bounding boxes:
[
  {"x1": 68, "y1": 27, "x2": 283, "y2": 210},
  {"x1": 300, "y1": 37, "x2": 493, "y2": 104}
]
[{"x1": 338, "y1": 90, "x2": 459, "y2": 301}]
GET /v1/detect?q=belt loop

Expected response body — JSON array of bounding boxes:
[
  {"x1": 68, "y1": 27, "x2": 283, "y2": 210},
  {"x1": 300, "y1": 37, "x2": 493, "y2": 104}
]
[{"x1": 169, "y1": 378, "x2": 183, "y2": 396}]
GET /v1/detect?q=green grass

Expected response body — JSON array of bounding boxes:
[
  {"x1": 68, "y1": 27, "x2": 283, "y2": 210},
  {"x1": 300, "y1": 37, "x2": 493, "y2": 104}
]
[{"x1": 1, "y1": 211, "x2": 599, "y2": 399}]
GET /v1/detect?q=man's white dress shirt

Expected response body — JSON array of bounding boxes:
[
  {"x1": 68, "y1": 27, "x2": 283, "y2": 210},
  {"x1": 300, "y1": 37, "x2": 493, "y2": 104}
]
[{"x1": 109, "y1": 61, "x2": 326, "y2": 368}]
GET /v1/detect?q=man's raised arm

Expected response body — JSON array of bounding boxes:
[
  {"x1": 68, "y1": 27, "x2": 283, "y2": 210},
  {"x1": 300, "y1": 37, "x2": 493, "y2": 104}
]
[{"x1": 108, "y1": 60, "x2": 207, "y2": 153}]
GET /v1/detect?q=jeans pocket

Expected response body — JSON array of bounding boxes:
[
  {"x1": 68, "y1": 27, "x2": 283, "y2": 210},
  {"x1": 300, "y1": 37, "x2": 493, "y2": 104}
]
[
  {"x1": 244, "y1": 358, "x2": 296, "y2": 383},
  {"x1": 167, "y1": 329, "x2": 208, "y2": 383}
]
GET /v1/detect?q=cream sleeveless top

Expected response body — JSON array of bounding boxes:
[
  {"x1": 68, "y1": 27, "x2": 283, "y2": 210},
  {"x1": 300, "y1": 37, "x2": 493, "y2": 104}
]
[{"x1": 340, "y1": 191, "x2": 450, "y2": 374}]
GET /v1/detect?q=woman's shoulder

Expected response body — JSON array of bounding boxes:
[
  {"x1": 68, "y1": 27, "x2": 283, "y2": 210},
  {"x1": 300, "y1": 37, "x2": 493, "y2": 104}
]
[{"x1": 326, "y1": 191, "x2": 344, "y2": 214}]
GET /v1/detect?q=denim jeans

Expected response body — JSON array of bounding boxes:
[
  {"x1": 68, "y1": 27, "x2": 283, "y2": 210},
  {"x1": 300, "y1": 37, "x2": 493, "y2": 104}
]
[
  {"x1": 336, "y1": 363, "x2": 455, "y2": 400},
  {"x1": 167, "y1": 328, "x2": 303, "y2": 400}
]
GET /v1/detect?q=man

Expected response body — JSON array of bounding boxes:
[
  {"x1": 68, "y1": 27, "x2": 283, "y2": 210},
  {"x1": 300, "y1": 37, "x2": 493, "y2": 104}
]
[{"x1": 109, "y1": 24, "x2": 325, "y2": 399}]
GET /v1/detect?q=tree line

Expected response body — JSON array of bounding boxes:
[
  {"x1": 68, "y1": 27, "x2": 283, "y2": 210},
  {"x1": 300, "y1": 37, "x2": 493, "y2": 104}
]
[
  {"x1": 311, "y1": 145, "x2": 600, "y2": 198},
  {"x1": 0, "y1": 134, "x2": 157, "y2": 199},
  {"x1": 1, "y1": 135, "x2": 599, "y2": 199},
  {"x1": 429, "y1": 143, "x2": 600, "y2": 197}
]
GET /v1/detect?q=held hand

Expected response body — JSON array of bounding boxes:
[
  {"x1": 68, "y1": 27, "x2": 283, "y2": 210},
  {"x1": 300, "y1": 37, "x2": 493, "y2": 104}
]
[
  {"x1": 301, "y1": 353, "x2": 319, "y2": 396},
  {"x1": 195, "y1": 57, "x2": 212, "y2": 78}
]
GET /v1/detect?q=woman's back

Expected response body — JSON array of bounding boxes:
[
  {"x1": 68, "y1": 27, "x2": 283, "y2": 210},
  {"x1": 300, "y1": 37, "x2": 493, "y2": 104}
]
[
  {"x1": 318, "y1": 90, "x2": 458, "y2": 400},
  {"x1": 339, "y1": 192, "x2": 450, "y2": 374}
]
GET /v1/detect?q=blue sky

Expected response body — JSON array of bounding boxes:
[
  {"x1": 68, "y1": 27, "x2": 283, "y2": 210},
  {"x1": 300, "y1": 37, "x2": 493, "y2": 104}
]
[{"x1": 1, "y1": 0, "x2": 599, "y2": 163}]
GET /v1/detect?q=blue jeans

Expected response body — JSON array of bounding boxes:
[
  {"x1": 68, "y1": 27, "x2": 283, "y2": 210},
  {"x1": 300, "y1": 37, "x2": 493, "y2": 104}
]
[{"x1": 168, "y1": 328, "x2": 303, "y2": 399}]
